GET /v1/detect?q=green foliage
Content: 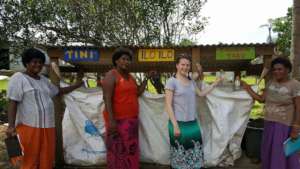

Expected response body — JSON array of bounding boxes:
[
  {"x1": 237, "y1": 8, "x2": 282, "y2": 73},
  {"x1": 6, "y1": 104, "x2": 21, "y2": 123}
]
[
  {"x1": 0, "y1": 96, "x2": 7, "y2": 112},
  {"x1": 0, "y1": 0, "x2": 207, "y2": 52},
  {"x1": 250, "y1": 101, "x2": 264, "y2": 119},
  {"x1": 272, "y1": 7, "x2": 292, "y2": 55},
  {"x1": 87, "y1": 79, "x2": 97, "y2": 88},
  {"x1": 0, "y1": 89, "x2": 8, "y2": 124},
  {"x1": 179, "y1": 38, "x2": 196, "y2": 46}
]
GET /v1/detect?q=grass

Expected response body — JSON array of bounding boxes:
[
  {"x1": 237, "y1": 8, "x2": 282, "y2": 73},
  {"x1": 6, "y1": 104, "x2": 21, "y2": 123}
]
[
  {"x1": 204, "y1": 75, "x2": 217, "y2": 83},
  {"x1": 87, "y1": 79, "x2": 97, "y2": 88},
  {"x1": 0, "y1": 80, "x2": 8, "y2": 91}
]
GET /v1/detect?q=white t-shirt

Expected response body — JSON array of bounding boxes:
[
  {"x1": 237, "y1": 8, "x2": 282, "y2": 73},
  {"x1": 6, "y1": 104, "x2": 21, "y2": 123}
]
[
  {"x1": 7, "y1": 72, "x2": 59, "y2": 128},
  {"x1": 165, "y1": 77, "x2": 197, "y2": 122}
]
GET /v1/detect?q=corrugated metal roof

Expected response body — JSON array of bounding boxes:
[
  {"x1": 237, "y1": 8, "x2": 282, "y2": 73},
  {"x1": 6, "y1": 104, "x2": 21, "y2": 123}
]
[{"x1": 45, "y1": 42, "x2": 275, "y2": 49}]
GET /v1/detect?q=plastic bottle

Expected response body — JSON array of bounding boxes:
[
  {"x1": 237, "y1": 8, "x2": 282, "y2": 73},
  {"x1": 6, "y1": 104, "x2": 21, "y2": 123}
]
[
  {"x1": 234, "y1": 76, "x2": 241, "y2": 90},
  {"x1": 219, "y1": 69, "x2": 224, "y2": 86}
]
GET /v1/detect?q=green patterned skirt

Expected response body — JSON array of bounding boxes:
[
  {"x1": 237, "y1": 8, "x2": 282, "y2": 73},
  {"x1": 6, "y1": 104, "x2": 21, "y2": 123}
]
[{"x1": 168, "y1": 120, "x2": 203, "y2": 169}]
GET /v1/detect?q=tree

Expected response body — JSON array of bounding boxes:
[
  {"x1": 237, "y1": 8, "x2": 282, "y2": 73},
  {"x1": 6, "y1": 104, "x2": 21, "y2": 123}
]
[
  {"x1": 158, "y1": 0, "x2": 207, "y2": 45},
  {"x1": 272, "y1": 7, "x2": 292, "y2": 55},
  {"x1": 291, "y1": 0, "x2": 300, "y2": 79},
  {"x1": 0, "y1": 0, "x2": 207, "y2": 51},
  {"x1": 0, "y1": 40, "x2": 9, "y2": 69}
]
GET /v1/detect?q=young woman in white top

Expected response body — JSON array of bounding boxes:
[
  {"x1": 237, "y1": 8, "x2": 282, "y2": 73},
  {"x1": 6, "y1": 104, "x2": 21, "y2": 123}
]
[{"x1": 165, "y1": 55, "x2": 221, "y2": 169}]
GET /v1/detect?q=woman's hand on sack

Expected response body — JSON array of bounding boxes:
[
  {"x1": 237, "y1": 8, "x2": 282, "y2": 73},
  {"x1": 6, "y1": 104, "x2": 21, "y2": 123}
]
[
  {"x1": 6, "y1": 126, "x2": 16, "y2": 138},
  {"x1": 108, "y1": 120, "x2": 118, "y2": 136},
  {"x1": 212, "y1": 76, "x2": 223, "y2": 87},
  {"x1": 241, "y1": 80, "x2": 251, "y2": 91},
  {"x1": 291, "y1": 126, "x2": 300, "y2": 140},
  {"x1": 216, "y1": 77, "x2": 224, "y2": 83},
  {"x1": 174, "y1": 125, "x2": 181, "y2": 138}
]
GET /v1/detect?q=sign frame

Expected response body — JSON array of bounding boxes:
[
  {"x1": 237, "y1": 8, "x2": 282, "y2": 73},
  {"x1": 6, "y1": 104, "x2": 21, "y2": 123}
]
[
  {"x1": 138, "y1": 49, "x2": 175, "y2": 62},
  {"x1": 216, "y1": 47, "x2": 255, "y2": 60},
  {"x1": 64, "y1": 48, "x2": 100, "y2": 62}
]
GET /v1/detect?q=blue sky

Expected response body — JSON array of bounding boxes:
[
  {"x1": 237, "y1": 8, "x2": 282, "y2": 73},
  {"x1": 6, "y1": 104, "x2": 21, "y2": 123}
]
[{"x1": 196, "y1": 0, "x2": 293, "y2": 44}]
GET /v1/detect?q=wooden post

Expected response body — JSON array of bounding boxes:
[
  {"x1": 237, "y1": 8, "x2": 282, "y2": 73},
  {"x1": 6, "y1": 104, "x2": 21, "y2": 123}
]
[
  {"x1": 192, "y1": 47, "x2": 201, "y2": 72},
  {"x1": 48, "y1": 57, "x2": 65, "y2": 168},
  {"x1": 234, "y1": 70, "x2": 241, "y2": 78},
  {"x1": 292, "y1": 0, "x2": 300, "y2": 80}
]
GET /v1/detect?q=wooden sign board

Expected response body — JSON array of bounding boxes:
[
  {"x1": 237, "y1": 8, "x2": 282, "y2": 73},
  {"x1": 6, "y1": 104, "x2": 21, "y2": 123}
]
[
  {"x1": 138, "y1": 49, "x2": 174, "y2": 62},
  {"x1": 216, "y1": 47, "x2": 255, "y2": 60},
  {"x1": 64, "y1": 49, "x2": 100, "y2": 62}
]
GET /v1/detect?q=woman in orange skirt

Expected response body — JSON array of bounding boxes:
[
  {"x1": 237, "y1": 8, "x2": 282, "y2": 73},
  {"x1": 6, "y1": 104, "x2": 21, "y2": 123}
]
[{"x1": 6, "y1": 48, "x2": 83, "y2": 169}]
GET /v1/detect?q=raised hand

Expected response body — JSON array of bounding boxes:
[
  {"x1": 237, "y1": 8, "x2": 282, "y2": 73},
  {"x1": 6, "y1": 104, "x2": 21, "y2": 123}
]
[
  {"x1": 146, "y1": 70, "x2": 157, "y2": 80},
  {"x1": 196, "y1": 63, "x2": 203, "y2": 74},
  {"x1": 195, "y1": 63, "x2": 203, "y2": 80},
  {"x1": 241, "y1": 80, "x2": 251, "y2": 90}
]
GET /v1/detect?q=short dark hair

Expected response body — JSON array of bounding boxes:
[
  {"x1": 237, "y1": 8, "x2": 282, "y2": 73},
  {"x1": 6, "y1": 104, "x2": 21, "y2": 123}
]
[
  {"x1": 112, "y1": 47, "x2": 133, "y2": 66},
  {"x1": 271, "y1": 57, "x2": 292, "y2": 73},
  {"x1": 175, "y1": 54, "x2": 192, "y2": 64},
  {"x1": 21, "y1": 48, "x2": 46, "y2": 67}
]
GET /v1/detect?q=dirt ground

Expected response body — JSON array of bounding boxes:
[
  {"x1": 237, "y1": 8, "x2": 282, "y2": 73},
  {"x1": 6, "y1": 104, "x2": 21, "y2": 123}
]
[{"x1": 0, "y1": 124, "x2": 260, "y2": 169}]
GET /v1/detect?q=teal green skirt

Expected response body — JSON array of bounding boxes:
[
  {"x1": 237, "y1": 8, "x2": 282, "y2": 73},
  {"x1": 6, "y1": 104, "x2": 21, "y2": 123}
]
[{"x1": 168, "y1": 120, "x2": 203, "y2": 169}]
